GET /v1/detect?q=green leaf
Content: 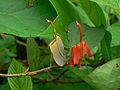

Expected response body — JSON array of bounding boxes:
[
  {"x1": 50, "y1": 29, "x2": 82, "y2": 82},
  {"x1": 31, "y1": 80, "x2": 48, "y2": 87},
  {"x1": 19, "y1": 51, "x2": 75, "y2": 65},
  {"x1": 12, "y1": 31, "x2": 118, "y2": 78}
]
[
  {"x1": 86, "y1": 58, "x2": 120, "y2": 90},
  {"x1": 50, "y1": 0, "x2": 80, "y2": 23},
  {"x1": 43, "y1": 16, "x2": 68, "y2": 47},
  {"x1": 107, "y1": 22, "x2": 120, "y2": 47},
  {"x1": 112, "y1": 45, "x2": 120, "y2": 59},
  {"x1": 8, "y1": 60, "x2": 32, "y2": 90},
  {"x1": 0, "y1": 83, "x2": 11, "y2": 90},
  {"x1": 33, "y1": 82, "x2": 93, "y2": 90},
  {"x1": 101, "y1": 31, "x2": 112, "y2": 60},
  {"x1": 67, "y1": 22, "x2": 105, "y2": 49},
  {"x1": 27, "y1": 37, "x2": 41, "y2": 71},
  {"x1": 91, "y1": 0, "x2": 120, "y2": 16},
  {"x1": 67, "y1": 22, "x2": 80, "y2": 48},
  {"x1": 70, "y1": 66, "x2": 93, "y2": 79},
  {"x1": 43, "y1": 0, "x2": 81, "y2": 47},
  {"x1": 85, "y1": 26, "x2": 105, "y2": 49},
  {"x1": 74, "y1": 0, "x2": 107, "y2": 27},
  {"x1": 75, "y1": 6, "x2": 95, "y2": 27},
  {"x1": 0, "y1": 35, "x2": 16, "y2": 68},
  {"x1": 0, "y1": 0, "x2": 56, "y2": 37}
]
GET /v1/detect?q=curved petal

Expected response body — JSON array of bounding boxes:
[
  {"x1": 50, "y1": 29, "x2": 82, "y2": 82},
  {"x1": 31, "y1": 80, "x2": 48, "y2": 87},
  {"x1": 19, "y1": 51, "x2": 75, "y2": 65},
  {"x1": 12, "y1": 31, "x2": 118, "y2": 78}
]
[
  {"x1": 72, "y1": 46, "x2": 78, "y2": 65},
  {"x1": 70, "y1": 47, "x2": 74, "y2": 67},
  {"x1": 82, "y1": 41, "x2": 92, "y2": 57},
  {"x1": 76, "y1": 43, "x2": 83, "y2": 68}
]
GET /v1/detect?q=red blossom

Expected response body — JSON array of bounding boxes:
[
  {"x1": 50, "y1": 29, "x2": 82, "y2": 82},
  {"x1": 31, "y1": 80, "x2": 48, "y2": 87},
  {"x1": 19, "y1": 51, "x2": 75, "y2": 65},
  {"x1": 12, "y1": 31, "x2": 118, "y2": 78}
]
[{"x1": 70, "y1": 22, "x2": 92, "y2": 68}]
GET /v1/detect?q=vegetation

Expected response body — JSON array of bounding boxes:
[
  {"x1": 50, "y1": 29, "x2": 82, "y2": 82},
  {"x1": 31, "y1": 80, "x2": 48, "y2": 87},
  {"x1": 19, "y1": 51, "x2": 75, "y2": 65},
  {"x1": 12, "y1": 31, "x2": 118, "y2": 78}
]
[{"x1": 0, "y1": 0, "x2": 120, "y2": 90}]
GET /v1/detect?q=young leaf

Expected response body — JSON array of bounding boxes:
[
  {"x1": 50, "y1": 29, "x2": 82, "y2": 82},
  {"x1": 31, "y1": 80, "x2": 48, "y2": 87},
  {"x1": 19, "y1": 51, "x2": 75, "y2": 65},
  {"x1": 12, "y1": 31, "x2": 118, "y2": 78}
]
[
  {"x1": 27, "y1": 37, "x2": 41, "y2": 71},
  {"x1": 101, "y1": 31, "x2": 112, "y2": 60},
  {"x1": 8, "y1": 59, "x2": 32, "y2": 90}
]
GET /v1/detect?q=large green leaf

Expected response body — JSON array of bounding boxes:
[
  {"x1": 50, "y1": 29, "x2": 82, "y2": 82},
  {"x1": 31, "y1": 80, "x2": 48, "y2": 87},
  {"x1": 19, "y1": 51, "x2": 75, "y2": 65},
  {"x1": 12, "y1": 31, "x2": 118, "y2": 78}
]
[
  {"x1": 43, "y1": 0, "x2": 81, "y2": 47},
  {"x1": 50, "y1": 0, "x2": 80, "y2": 23},
  {"x1": 85, "y1": 26, "x2": 105, "y2": 49},
  {"x1": 73, "y1": 0, "x2": 107, "y2": 27},
  {"x1": 91, "y1": 0, "x2": 120, "y2": 16},
  {"x1": 0, "y1": 0, "x2": 56, "y2": 37},
  {"x1": 27, "y1": 37, "x2": 41, "y2": 71},
  {"x1": 71, "y1": 58, "x2": 120, "y2": 90},
  {"x1": 107, "y1": 22, "x2": 120, "y2": 47},
  {"x1": 101, "y1": 31, "x2": 112, "y2": 60},
  {"x1": 75, "y1": 6, "x2": 95, "y2": 27},
  {"x1": 86, "y1": 58, "x2": 120, "y2": 90},
  {"x1": 8, "y1": 60, "x2": 32, "y2": 90}
]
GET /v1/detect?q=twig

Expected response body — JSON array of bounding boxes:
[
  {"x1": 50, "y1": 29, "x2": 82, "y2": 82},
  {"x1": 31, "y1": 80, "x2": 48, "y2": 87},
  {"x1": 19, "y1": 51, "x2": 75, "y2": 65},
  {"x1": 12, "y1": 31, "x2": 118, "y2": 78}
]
[
  {"x1": 53, "y1": 79, "x2": 84, "y2": 83},
  {"x1": 48, "y1": 69, "x2": 69, "y2": 81},
  {"x1": 32, "y1": 69, "x2": 82, "y2": 84},
  {"x1": 0, "y1": 68, "x2": 8, "y2": 71},
  {"x1": 16, "y1": 40, "x2": 26, "y2": 46},
  {"x1": 0, "y1": 33, "x2": 7, "y2": 38},
  {"x1": 0, "y1": 66, "x2": 58, "y2": 77},
  {"x1": 32, "y1": 76, "x2": 84, "y2": 84},
  {"x1": 16, "y1": 39, "x2": 48, "y2": 49},
  {"x1": 81, "y1": 63, "x2": 102, "y2": 67},
  {"x1": 26, "y1": 66, "x2": 57, "y2": 75},
  {"x1": 50, "y1": 53, "x2": 55, "y2": 67},
  {"x1": 0, "y1": 73, "x2": 26, "y2": 77}
]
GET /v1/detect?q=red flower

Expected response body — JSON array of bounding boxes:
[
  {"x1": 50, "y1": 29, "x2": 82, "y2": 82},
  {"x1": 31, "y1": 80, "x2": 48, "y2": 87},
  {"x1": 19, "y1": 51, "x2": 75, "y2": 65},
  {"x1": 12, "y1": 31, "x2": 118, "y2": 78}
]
[{"x1": 70, "y1": 21, "x2": 92, "y2": 68}]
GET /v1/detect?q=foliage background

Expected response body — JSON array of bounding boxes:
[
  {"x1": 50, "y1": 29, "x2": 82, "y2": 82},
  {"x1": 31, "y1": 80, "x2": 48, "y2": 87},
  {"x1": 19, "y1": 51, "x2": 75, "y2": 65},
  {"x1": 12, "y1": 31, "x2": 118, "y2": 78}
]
[{"x1": 0, "y1": 0, "x2": 120, "y2": 90}]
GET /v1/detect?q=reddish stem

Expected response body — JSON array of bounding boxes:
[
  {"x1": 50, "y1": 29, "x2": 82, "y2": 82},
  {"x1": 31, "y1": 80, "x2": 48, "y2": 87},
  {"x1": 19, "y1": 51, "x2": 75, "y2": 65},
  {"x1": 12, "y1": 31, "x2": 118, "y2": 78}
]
[
  {"x1": 76, "y1": 21, "x2": 83, "y2": 42},
  {"x1": 47, "y1": 20, "x2": 57, "y2": 35}
]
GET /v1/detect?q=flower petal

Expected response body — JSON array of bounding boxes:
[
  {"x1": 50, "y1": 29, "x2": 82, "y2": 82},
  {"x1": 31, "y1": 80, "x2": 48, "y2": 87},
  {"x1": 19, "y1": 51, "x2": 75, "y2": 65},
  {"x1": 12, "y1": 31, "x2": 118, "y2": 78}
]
[
  {"x1": 70, "y1": 47, "x2": 75, "y2": 67},
  {"x1": 82, "y1": 41, "x2": 92, "y2": 57},
  {"x1": 72, "y1": 46, "x2": 79, "y2": 65},
  {"x1": 76, "y1": 43, "x2": 83, "y2": 67},
  {"x1": 70, "y1": 57, "x2": 74, "y2": 67},
  {"x1": 78, "y1": 63, "x2": 81, "y2": 68}
]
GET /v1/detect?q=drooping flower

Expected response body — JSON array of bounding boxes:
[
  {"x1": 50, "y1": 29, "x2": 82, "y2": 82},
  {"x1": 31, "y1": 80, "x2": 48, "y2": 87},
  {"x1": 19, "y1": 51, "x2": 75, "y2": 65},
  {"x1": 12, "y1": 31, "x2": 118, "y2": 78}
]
[
  {"x1": 70, "y1": 21, "x2": 92, "y2": 68},
  {"x1": 47, "y1": 20, "x2": 67, "y2": 67}
]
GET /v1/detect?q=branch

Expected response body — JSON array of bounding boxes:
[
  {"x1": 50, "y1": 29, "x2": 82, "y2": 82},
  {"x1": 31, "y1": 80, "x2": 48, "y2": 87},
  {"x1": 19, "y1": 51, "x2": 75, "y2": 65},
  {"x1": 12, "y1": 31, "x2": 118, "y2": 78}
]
[
  {"x1": 32, "y1": 69, "x2": 83, "y2": 84},
  {"x1": 16, "y1": 39, "x2": 26, "y2": 47},
  {"x1": 48, "y1": 69, "x2": 69, "y2": 81},
  {"x1": 32, "y1": 76, "x2": 84, "y2": 84},
  {"x1": 0, "y1": 66, "x2": 58, "y2": 77},
  {"x1": 54, "y1": 79, "x2": 84, "y2": 83},
  {"x1": 0, "y1": 62, "x2": 102, "y2": 78},
  {"x1": 16, "y1": 39, "x2": 48, "y2": 49}
]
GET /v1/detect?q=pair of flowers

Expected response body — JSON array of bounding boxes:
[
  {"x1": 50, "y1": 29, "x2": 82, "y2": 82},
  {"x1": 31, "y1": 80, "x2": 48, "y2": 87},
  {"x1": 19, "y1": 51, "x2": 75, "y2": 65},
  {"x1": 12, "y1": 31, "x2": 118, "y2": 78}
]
[{"x1": 48, "y1": 20, "x2": 92, "y2": 68}]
